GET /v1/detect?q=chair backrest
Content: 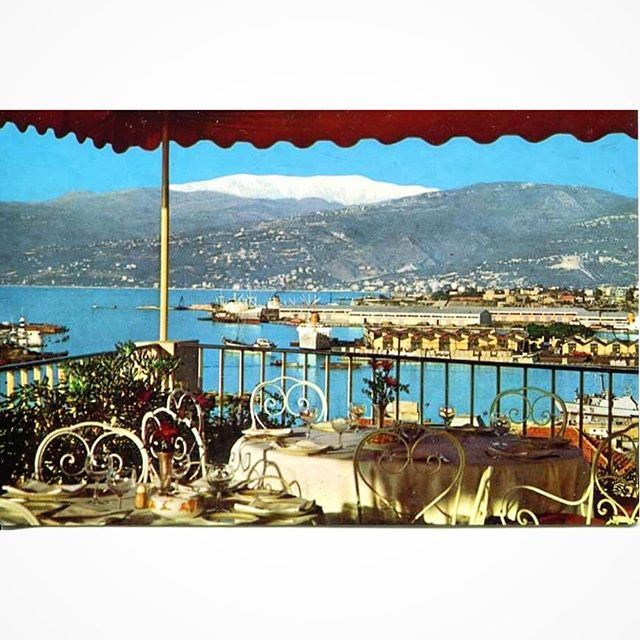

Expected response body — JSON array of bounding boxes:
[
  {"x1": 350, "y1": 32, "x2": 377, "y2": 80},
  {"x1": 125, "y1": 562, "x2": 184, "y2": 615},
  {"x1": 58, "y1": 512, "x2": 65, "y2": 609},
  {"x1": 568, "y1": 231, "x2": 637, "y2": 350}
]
[
  {"x1": 593, "y1": 425, "x2": 638, "y2": 525},
  {"x1": 166, "y1": 389, "x2": 205, "y2": 436},
  {"x1": 0, "y1": 498, "x2": 40, "y2": 527},
  {"x1": 469, "y1": 466, "x2": 494, "y2": 526},
  {"x1": 498, "y1": 425, "x2": 638, "y2": 525},
  {"x1": 250, "y1": 376, "x2": 327, "y2": 430},
  {"x1": 489, "y1": 386, "x2": 568, "y2": 438},
  {"x1": 244, "y1": 458, "x2": 302, "y2": 497},
  {"x1": 141, "y1": 407, "x2": 207, "y2": 482},
  {"x1": 386, "y1": 401, "x2": 420, "y2": 423},
  {"x1": 34, "y1": 421, "x2": 149, "y2": 483},
  {"x1": 353, "y1": 426, "x2": 466, "y2": 524}
]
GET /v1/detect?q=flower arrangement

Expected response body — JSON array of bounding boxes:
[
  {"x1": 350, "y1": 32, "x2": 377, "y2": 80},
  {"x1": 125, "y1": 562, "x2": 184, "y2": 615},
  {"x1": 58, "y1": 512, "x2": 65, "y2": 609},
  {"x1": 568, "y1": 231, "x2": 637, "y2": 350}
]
[
  {"x1": 362, "y1": 359, "x2": 410, "y2": 427},
  {"x1": 153, "y1": 419, "x2": 180, "y2": 452}
]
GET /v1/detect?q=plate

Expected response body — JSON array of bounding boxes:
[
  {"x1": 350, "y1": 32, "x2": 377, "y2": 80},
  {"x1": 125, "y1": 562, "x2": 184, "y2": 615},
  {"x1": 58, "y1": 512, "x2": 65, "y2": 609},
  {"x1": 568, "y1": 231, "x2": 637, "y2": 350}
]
[
  {"x1": 242, "y1": 428, "x2": 292, "y2": 439},
  {"x1": 203, "y1": 511, "x2": 259, "y2": 526},
  {"x1": 4, "y1": 480, "x2": 87, "y2": 498},
  {"x1": 265, "y1": 514, "x2": 318, "y2": 526},
  {"x1": 273, "y1": 441, "x2": 331, "y2": 456}
]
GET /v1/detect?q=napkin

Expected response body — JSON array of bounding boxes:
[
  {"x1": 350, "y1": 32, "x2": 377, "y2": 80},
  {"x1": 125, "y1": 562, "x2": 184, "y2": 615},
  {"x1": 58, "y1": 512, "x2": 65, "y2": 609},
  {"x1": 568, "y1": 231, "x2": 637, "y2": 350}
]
[
  {"x1": 313, "y1": 421, "x2": 336, "y2": 433},
  {"x1": 53, "y1": 501, "x2": 127, "y2": 520},
  {"x1": 234, "y1": 497, "x2": 315, "y2": 517},
  {"x1": 3, "y1": 480, "x2": 86, "y2": 497}
]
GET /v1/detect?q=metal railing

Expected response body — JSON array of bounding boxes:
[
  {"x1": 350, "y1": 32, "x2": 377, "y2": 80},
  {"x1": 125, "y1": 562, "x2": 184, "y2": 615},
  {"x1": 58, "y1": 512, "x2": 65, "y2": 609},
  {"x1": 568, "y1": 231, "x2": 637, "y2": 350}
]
[
  {"x1": 2, "y1": 343, "x2": 638, "y2": 454},
  {"x1": 196, "y1": 343, "x2": 638, "y2": 448}
]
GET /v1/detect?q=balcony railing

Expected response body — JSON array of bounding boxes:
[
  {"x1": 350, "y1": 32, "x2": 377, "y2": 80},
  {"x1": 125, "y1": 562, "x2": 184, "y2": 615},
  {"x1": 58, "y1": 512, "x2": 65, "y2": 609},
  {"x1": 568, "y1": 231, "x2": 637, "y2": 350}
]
[{"x1": 2, "y1": 342, "x2": 638, "y2": 458}]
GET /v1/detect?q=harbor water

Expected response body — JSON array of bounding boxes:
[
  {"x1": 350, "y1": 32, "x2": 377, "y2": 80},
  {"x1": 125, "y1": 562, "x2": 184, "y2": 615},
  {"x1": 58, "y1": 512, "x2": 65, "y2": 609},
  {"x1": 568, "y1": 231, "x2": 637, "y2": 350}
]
[{"x1": 1, "y1": 286, "x2": 637, "y2": 423}]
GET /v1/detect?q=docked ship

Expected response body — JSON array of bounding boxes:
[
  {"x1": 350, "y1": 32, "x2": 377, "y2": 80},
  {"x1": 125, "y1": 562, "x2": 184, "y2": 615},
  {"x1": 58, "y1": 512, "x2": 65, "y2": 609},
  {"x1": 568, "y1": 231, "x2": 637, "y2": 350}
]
[
  {"x1": 297, "y1": 311, "x2": 332, "y2": 350},
  {"x1": 562, "y1": 384, "x2": 638, "y2": 436}
]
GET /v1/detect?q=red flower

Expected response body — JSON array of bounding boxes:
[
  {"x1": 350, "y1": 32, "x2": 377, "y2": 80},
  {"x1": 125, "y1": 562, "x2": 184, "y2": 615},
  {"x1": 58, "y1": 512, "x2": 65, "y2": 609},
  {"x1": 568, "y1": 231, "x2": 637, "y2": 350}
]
[
  {"x1": 155, "y1": 419, "x2": 179, "y2": 451},
  {"x1": 194, "y1": 393, "x2": 213, "y2": 410},
  {"x1": 136, "y1": 388, "x2": 154, "y2": 406},
  {"x1": 381, "y1": 360, "x2": 393, "y2": 372},
  {"x1": 384, "y1": 376, "x2": 398, "y2": 389}
]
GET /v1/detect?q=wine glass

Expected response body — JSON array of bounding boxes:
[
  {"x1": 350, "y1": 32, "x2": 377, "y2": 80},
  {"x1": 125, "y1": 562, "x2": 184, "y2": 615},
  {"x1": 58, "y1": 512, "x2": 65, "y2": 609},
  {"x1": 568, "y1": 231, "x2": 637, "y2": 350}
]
[
  {"x1": 84, "y1": 453, "x2": 111, "y2": 502},
  {"x1": 348, "y1": 403, "x2": 365, "y2": 430},
  {"x1": 206, "y1": 463, "x2": 234, "y2": 508},
  {"x1": 107, "y1": 466, "x2": 137, "y2": 510},
  {"x1": 439, "y1": 406, "x2": 456, "y2": 428},
  {"x1": 491, "y1": 415, "x2": 511, "y2": 449},
  {"x1": 331, "y1": 418, "x2": 350, "y2": 449},
  {"x1": 299, "y1": 407, "x2": 318, "y2": 439}
]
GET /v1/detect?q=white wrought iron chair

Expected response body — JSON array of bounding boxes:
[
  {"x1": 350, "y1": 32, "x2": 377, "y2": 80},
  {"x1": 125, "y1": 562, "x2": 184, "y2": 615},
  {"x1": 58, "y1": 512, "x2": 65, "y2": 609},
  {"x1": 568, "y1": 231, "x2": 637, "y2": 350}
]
[
  {"x1": 489, "y1": 386, "x2": 568, "y2": 438},
  {"x1": 353, "y1": 425, "x2": 466, "y2": 525},
  {"x1": 249, "y1": 376, "x2": 327, "y2": 430},
  {"x1": 34, "y1": 421, "x2": 149, "y2": 483},
  {"x1": 141, "y1": 406, "x2": 207, "y2": 483},
  {"x1": 498, "y1": 425, "x2": 638, "y2": 526},
  {"x1": 0, "y1": 498, "x2": 41, "y2": 527},
  {"x1": 166, "y1": 389, "x2": 206, "y2": 436},
  {"x1": 465, "y1": 465, "x2": 494, "y2": 526}
]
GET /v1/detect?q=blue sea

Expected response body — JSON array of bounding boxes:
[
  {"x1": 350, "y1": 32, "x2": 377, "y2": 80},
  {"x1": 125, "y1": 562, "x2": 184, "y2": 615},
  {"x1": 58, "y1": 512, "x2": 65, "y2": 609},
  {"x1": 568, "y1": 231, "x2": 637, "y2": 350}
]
[{"x1": 1, "y1": 286, "x2": 637, "y2": 422}]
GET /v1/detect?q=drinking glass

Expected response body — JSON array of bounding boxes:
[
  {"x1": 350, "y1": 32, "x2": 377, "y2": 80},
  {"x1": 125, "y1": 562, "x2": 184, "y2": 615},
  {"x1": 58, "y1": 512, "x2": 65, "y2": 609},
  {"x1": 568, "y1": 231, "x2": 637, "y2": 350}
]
[
  {"x1": 107, "y1": 466, "x2": 137, "y2": 510},
  {"x1": 84, "y1": 453, "x2": 111, "y2": 502},
  {"x1": 348, "y1": 403, "x2": 365, "y2": 430},
  {"x1": 491, "y1": 415, "x2": 511, "y2": 448},
  {"x1": 331, "y1": 418, "x2": 350, "y2": 449},
  {"x1": 299, "y1": 407, "x2": 318, "y2": 439},
  {"x1": 206, "y1": 463, "x2": 234, "y2": 508}
]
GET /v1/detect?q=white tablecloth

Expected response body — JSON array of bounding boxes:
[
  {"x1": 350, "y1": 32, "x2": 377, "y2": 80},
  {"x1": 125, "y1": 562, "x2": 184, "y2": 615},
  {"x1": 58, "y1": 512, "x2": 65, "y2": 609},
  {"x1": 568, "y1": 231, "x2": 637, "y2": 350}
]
[{"x1": 229, "y1": 429, "x2": 590, "y2": 524}]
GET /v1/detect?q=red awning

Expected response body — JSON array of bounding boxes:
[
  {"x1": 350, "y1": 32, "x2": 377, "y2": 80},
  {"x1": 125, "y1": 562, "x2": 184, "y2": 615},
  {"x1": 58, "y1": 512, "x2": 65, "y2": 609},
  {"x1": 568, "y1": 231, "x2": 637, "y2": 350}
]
[{"x1": 0, "y1": 110, "x2": 636, "y2": 153}]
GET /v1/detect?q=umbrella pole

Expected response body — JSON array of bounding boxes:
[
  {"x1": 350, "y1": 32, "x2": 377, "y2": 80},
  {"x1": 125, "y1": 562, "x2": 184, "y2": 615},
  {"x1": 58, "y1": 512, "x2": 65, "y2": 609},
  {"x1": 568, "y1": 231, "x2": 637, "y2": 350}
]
[{"x1": 159, "y1": 123, "x2": 170, "y2": 342}]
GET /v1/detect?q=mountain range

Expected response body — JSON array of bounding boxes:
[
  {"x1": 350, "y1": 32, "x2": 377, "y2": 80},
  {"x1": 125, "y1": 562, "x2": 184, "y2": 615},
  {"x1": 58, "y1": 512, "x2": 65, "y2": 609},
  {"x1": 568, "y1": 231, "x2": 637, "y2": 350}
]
[
  {"x1": 0, "y1": 176, "x2": 636, "y2": 289},
  {"x1": 171, "y1": 174, "x2": 435, "y2": 205}
]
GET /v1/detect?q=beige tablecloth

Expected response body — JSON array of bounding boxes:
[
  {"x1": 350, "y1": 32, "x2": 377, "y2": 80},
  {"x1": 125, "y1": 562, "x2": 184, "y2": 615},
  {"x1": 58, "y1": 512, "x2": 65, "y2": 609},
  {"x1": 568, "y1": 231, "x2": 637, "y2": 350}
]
[{"x1": 229, "y1": 429, "x2": 591, "y2": 524}]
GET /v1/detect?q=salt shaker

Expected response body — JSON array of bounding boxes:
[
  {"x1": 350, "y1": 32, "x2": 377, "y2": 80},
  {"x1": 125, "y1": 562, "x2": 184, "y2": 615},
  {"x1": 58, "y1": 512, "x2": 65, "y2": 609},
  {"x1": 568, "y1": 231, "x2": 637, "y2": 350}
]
[{"x1": 134, "y1": 484, "x2": 148, "y2": 509}]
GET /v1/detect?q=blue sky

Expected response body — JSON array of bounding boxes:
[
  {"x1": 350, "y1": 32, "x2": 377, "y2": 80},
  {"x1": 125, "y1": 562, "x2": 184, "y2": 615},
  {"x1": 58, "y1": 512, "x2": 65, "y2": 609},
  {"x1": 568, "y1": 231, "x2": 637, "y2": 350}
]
[{"x1": 0, "y1": 123, "x2": 636, "y2": 202}]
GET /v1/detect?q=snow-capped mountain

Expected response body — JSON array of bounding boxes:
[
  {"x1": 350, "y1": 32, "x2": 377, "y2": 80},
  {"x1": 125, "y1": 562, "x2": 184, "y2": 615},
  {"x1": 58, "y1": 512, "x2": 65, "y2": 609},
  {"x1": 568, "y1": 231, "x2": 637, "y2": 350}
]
[{"x1": 171, "y1": 174, "x2": 435, "y2": 206}]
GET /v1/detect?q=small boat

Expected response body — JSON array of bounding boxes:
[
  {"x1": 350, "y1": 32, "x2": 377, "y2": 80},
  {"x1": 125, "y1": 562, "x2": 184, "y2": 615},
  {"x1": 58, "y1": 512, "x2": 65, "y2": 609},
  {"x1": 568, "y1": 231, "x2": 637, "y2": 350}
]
[
  {"x1": 254, "y1": 338, "x2": 276, "y2": 349},
  {"x1": 222, "y1": 337, "x2": 251, "y2": 348},
  {"x1": 223, "y1": 337, "x2": 277, "y2": 349},
  {"x1": 174, "y1": 296, "x2": 189, "y2": 311}
]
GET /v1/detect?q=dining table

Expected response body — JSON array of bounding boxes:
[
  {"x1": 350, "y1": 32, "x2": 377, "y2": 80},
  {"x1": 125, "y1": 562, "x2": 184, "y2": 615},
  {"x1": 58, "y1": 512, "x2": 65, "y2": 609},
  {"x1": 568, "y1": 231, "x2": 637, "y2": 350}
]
[
  {"x1": 229, "y1": 424, "x2": 591, "y2": 524},
  {"x1": 1, "y1": 477, "x2": 323, "y2": 527}
]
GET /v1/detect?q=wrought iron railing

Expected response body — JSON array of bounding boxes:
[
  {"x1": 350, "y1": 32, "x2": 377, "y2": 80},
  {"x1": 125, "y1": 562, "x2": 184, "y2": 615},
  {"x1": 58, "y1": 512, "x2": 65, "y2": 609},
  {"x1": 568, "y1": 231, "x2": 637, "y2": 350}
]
[{"x1": 2, "y1": 343, "x2": 638, "y2": 454}]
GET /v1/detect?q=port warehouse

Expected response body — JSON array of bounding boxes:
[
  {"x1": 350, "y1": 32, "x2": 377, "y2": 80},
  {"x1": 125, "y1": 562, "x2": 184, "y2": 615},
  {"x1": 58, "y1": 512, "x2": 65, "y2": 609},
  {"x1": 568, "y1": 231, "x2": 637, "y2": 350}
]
[{"x1": 276, "y1": 305, "x2": 631, "y2": 328}]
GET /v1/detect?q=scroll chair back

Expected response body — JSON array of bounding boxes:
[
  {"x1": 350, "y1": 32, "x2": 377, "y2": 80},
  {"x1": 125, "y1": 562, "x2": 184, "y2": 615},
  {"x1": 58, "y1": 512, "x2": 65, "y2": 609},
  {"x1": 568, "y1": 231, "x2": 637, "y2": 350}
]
[
  {"x1": 34, "y1": 421, "x2": 149, "y2": 484},
  {"x1": 498, "y1": 425, "x2": 638, "y2": 526},
  {"x1": 593, "y1": 426, "x2": 638, "y2": 525},
  {"x1": 166, "y1": 389, "x2": 205, "y2": 436},
  {"x1": 244, "y1": 458, "x2": 302, "y2": 497},
  {"x1": 353, "y1": 426, "x2": 465, "y2": 525},
  {"x1": 249, "y1": 376, "x2": 327, "y2": 430},
  {"x1": 468, "y1": 466, "x2": 494, "y2": 526},
  {"x1": 141, "y1": 407, "x2": 207, "y2": 483},
  {"x1": 0, "y1": 498, "x2": 40, "y2": 527},
  {"x1": 489, "y1": 386, "x2": 568, "y2": 439}
]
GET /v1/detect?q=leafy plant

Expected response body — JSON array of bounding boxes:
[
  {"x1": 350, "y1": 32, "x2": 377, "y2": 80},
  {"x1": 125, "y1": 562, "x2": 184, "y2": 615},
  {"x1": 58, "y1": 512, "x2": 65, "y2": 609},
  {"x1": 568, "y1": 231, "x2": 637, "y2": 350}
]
[{"x1": 0, "y1": 341, "x2": 180, "y2": 486}]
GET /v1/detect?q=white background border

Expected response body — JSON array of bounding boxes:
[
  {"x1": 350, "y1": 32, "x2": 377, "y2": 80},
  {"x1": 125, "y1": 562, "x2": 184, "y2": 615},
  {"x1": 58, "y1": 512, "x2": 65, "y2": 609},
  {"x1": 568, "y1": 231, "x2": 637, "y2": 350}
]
[{"x1": 1, "y1": 1, "x2": 639, "y2": 638}]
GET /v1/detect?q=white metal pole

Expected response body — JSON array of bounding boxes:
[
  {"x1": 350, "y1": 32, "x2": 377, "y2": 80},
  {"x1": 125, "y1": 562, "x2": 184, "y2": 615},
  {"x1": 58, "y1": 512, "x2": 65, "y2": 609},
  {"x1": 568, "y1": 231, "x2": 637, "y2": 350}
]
[{"x1": 159, "y1": 122, "x2": 170, "y2": 342}]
